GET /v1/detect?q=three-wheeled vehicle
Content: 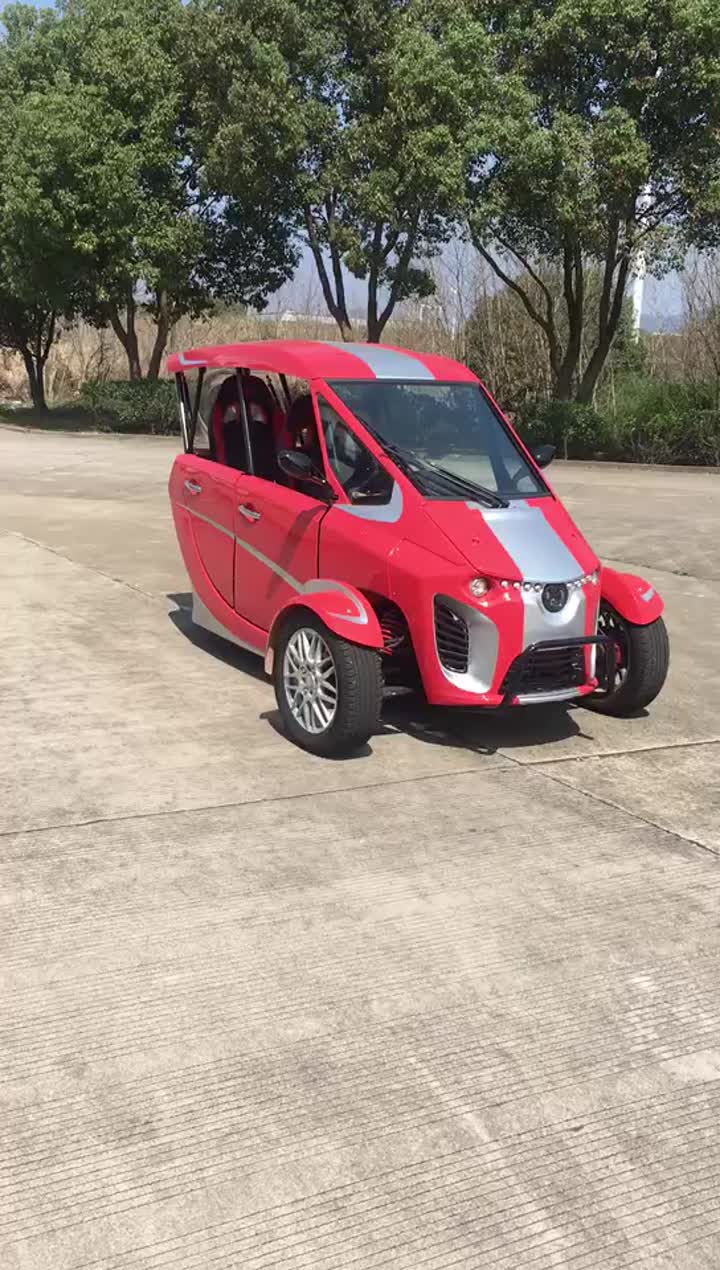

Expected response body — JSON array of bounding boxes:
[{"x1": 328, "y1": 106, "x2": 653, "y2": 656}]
[{"x1": 168, "y1": 340, "x2": 669, "y2": 755}]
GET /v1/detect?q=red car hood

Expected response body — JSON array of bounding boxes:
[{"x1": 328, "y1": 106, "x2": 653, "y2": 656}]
[{"x1": 423, "y1": 497, "x2": 599, "y2": 583}]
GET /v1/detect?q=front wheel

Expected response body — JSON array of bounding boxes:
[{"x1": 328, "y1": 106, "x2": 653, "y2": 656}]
[
  {"x1": 584, "y1": 604, "x2": 669, "y2": 716},
  {"x1": 274, "y1": 613, "x2": 383, "y2": 756}
]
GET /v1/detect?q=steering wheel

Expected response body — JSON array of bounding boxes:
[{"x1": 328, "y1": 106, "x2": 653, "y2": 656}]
[{"x1": 347, "y1": 449, "x2": 383, "y2": 498}]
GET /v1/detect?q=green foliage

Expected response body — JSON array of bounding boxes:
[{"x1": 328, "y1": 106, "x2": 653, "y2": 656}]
[
  {"x1": 0, "y1": 0, "x2": 296, "y2": 396},
  {"x1": 186, "y1": 0, "x2": 496, "y2": 338},
  {"x1": 517, "y1": 400, "x2": 606, "y2": 458},
  {"x1": 468, "y1": 0, "x2": 720, "y2": 400},
  {"x1": 517, "y1": 377, "x2": 720, "y2": 465},
  {"x1": 602, "y1": 376, "x2": 720, "y2": 465},
  {"x1": 79, "y1": 378, "x2": 179, "y2": 434}
]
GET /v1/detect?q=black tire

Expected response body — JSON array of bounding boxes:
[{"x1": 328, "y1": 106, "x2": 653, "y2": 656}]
[
  {"x1": 274, "y1": 611, "x2": 383, "y2": 756},
  {"x1": 584, "y1": 606, "x2": 669, "y2": 716}
]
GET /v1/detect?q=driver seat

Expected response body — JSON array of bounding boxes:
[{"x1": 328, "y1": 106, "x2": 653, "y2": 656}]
[
  {"x1": 212, "y1": 374, "x2": 279, "y2": 480},
  {"x1": 285, "y1": 394, "x2": 323, "y2": 472}
]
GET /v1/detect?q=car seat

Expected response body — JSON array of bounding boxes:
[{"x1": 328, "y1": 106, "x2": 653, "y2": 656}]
[
  {"x1": 211, "y1": 374, "x2": 280, "y2": 479},
  {"x1": 285, "y1": 394, "x2": 323, "y2": 472}
]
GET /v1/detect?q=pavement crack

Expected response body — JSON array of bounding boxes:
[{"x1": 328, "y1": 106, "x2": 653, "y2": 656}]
[
  {"x1": 0, "y1": 763, "x2": 508, "y2": 841},
  {"x1": 7, "y1": 530, "x2": 156, "y2": 601},
  {"x1": 507, "y1": 753, "x2": 720, "y2": 861},
  {"x1": 523, "y1": 736, "x2": 720, "y2": 767}
]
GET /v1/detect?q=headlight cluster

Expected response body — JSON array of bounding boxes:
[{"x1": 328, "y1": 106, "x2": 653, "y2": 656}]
[{"x1": 500, "y1": 571, "x2": 599, "y2": 592}]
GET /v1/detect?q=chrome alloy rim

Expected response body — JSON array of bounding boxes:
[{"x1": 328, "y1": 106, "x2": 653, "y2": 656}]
[{"x1": 283, "y1": 628, "x2": 338, "y2": 734}]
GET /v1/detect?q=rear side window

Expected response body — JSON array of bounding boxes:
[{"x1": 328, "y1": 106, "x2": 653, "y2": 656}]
[{"x1": 318, "y1": 399, "x2": 393, "y2": 505}]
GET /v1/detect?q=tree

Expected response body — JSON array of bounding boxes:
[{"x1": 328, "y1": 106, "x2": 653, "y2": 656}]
[
  {"x1": 0, "y1": 0, "x2": 297, "y2": 400},
  {"x1": 0, "y1": 6, "x2": 138, "y2": 407},
  {"x1": 58, "y1": 0, "x2": 296, "y2": 379},
  {"x1": 467, "y1": 0, "x2": 720, "y2": 402},
  {"x1": 187, "y1": 0, "x2": 494, "y2": 342}
]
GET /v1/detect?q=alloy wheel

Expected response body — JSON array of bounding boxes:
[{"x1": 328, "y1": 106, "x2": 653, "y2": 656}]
[{"x1": 282, "y1": 627, "x2": 339, "y2": 734}]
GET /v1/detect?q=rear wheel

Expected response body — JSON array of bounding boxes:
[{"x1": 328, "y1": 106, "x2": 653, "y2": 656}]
[
  {"x1": 274, "y1": 612, "x2": 383, "y2": 756},
  {"x1": 585, "y1": 603, "x2": 669, "y2": 716}
]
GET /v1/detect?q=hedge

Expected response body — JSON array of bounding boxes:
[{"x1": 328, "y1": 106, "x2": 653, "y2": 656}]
[
  {"x1": 517, "y1": 377, "x2": 720, "y2": 466},
  {"x1": 79, "y1": 379, "x2": 179, "y2": 435}
]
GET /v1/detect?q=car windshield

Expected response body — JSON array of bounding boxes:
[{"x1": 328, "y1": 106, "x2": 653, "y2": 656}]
[{"x1": 327, "y1": 380, "x2": 547, "y2": 501}]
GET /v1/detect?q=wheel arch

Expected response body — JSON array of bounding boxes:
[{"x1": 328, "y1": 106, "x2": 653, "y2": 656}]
[
  {"x1": 601, "y1": 567, "x2": 664, "y2": 626},
  {"x1": 264, "y1": 584, "x2": 384, "y2": 674}
]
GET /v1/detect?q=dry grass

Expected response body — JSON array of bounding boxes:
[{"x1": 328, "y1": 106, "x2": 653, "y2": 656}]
[
  {"x1": 0, "y1": 309, "x2": 464, "y2": 406},
  {"x1": 0, "y1": 293, "x2": 713, "y2": 410}
]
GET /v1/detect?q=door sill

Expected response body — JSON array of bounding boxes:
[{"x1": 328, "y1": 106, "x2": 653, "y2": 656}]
[{"x1": 192, "y1": 594, "x2": 264, "y2": 658}]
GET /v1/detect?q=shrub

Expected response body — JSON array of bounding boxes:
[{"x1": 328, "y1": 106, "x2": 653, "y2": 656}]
[
  {"x1": 515, "y1": 378, "x2": 720, "y2": 465},
  {"x1": 516, "y1": 400, "x2": 607, "y2": 459},
  {"x1": 603, "y1": 376, "x2": 720, "y2": 466},
  {"x1": 79, "y1": 378, "x2": 179, "y2": 435}
]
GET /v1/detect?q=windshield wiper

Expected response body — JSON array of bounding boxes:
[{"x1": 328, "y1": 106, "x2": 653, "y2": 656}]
[
  {"x1": 419, "y1": 459, "x2": 509, "y2": 509},
  {"x1": 362, "y1": 425, "x2": 509, "y2": 509}
]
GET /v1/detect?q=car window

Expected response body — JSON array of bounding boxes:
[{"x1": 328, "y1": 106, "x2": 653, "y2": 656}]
[
  {"x1": 328, "y1": 381, "x2": 547, "y2": 500},
  {"x1": 318, "y1": 398, "x2": 394, "y2": 505}
]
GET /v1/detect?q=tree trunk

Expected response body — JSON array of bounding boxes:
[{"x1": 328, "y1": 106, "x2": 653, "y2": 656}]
[
  {"x1": 554, "y1": 238, "x2": 584, "y2": 399},
  {"x1": 21, "y1": 349, "x2": 48, "y2": 411},
  {"x1": 147, "y1": 290, "x2": 172, "y2": 380},
  {"x1": 366, "y1": 224, "x2": 383, "y2": 343},
  {"x1": 303, "y1": 204, "x2": 353, "y2": 341},
  {"x1": 108, "y1": 291, "x2": 143, "y2": 380},
  {"x1": 576, "y1": 252, "x2": 631, "y2": 404}
]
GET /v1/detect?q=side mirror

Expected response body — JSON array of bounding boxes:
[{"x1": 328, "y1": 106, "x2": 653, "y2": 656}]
[
  {"x1": 277, "y1": 448, "x2": 334, "y2": 493},
  {"x1": 532, "y1": 444, "x2": 556, "y2": 469}
]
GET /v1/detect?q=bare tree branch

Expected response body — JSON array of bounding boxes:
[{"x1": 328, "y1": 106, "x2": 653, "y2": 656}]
[
  {"x1": 304, "y1": 204, "x2": 351, "y2": 338},
  {"x1": 472, "y1": 239, "x2": 551, "y2": 335}
]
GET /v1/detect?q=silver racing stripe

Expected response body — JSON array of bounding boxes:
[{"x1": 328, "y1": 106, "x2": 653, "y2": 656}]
[
  {"x1": 303, "y1": 579, "x2": 368, "y2": 625},
  {"x1": 334, "y1": 481, "x2": 403, "y2": 523},
  {"x1": 325, "y1": 341, "x2": 434, "y2": 380},
  {"x1": 180, "y1": 503, "x2": 369, "y2": 625},
  {"x1": 470, "y1": 501, "x2": 584, "y2": 583}
]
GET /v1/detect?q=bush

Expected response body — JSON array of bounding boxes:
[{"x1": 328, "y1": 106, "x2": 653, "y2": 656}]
[
  {"x1": 603, "y1": 376, "x2": 720, "y2": 465},
  {"x1": 516, "y1": 400, "x2": 607, "y2": 459},
  {"x1": 516, "y1": 377, "x2": 720, "y2": 465},
  {"x1": 79, "y1": 378, "x2": 179, "y2": 435}
]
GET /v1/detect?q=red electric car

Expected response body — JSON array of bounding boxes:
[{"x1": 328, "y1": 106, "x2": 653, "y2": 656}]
[{"x1": 168, "y1": 340, "x2": 669, "y2": 755}]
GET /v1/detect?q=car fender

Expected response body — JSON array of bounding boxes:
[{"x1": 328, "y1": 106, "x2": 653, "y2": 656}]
[
  {"x1": 601, "y1": 567, "x2": 664, "y2": 625},
  {"x1": 264, "y1": 583, "x2": 384, "y2": 674}
]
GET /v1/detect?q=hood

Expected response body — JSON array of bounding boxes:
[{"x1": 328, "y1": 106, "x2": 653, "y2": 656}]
[{"x1": 423, "y1": 497, "x2": 599, "y2": 583}]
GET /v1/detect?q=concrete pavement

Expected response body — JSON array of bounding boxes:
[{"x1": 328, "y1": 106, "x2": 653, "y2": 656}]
[{"x1": 1, "y1": 426, "x2": 720, "y2": 1268}]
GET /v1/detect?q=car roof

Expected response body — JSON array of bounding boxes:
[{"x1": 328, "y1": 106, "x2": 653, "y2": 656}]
[{"x1": 167, "y1": 338, "x2": 478, "y2": 383}]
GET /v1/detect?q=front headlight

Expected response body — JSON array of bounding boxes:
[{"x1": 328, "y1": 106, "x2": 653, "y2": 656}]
[{"x1": 469, "y1": 576, "x2": 490, "y2": 598}]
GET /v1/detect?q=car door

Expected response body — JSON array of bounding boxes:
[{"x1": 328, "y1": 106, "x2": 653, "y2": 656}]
[
  {"x1": 170, "y1": 452, "x2": 239, "y2": 606},
  {"x1": 233, "y1": 476, "x2": 326, "y2": 631}
]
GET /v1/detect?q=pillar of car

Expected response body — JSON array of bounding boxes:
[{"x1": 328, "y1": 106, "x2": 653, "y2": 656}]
[{"x1": 234, "y1": 368, "x2": 254, "y2": 475}]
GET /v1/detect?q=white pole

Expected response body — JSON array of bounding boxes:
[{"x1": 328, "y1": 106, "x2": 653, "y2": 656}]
[
  {"x1": 631, "y1": 183, "x2": 653, "y2": 339},
  {"x1": 631, "y1": 255, "x2": 646, "y2": 338}
]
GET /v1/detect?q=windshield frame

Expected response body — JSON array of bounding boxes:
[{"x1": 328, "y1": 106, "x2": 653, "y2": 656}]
[{"x1": 323, "y1": 378, "x2": 551, "y2": 503}]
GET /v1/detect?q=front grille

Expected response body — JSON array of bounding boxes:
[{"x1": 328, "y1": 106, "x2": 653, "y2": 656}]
[
  {"x1": 434, "y1": 600, "x2": 469, "y2": 674},
  {"x1": 502, "y1": 644, "x2": 587, "y2": 697}
]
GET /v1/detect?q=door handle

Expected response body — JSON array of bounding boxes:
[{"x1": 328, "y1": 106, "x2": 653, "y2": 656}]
[
  {"x1": 184, "y1": 479, "x2": 202, "y2": 495},
  {"x1": 238, "y1": 503, "x2": 261, "y2": 523}
]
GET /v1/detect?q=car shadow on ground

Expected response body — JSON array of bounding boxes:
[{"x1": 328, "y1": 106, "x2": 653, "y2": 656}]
[
  {"x1": 168, "y1": 593, "x2": 590, "y2": 758},
  {"x1": 167, "y1": 593, "x2": 268, "y2": 684},
  {"x1": 378, "y1": 692, "x2": 587, "y2": 755}
]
